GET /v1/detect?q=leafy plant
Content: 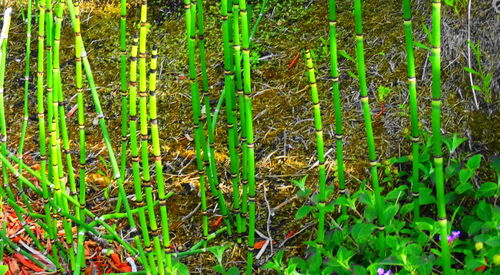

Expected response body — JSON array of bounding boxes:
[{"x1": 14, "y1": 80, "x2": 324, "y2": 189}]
[{"x1": 464, "y1": 40, "x2": 493, "y2": 104}]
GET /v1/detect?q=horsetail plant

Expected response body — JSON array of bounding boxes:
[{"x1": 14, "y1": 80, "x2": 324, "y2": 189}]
[
  {"x1": 328, "y1": 0, "x2": 346, "y2": 214},
  {"x1": 238, "y1": 0, "x2": 258, "y2": 273},
  {"x1": 149, "y1": 45, "x2": 173, "y2": 271},
  {"x1": 352, "y1": 0, "x2": 385, "y2": 255},
  {"x1": 128, "y1": 32, "x2": 155, "y2": 272},
  {"x1": 221, "y1": 0, "x2": 242, "y2": 242},
  {"x1": 402, "y1": 0, "x2": 421, "y2": 220},
  {"x1": 305, "y1": 50, "x2": 328, "y2": 246},
  {"x1": 195, "y1": 0, "x2": 210, "y2": 248},
  {"x1": 430, "y1": 0, "x2": 452, "y2": 273},
  {"x1": 137, "y1": 1, "x2": 165, "y2": 271},
  {"x1": 17, "y1": 0, "x2": 32, "y2": 192},
  {"x1": 0, "y1": 7, "x2": 12, "y2": 199}
]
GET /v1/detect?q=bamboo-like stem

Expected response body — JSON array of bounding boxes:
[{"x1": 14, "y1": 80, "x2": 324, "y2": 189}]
[
  {"x1": 232, "y1": 1, "x2": 248, "y2": 233},
  {"x1": 328, "y1": 0, "x2": 346, "y2": 214},
  {"x1": 137, "y1": 1, "x2": 163, "y2": 272},
  {"x1": 114, "y1": 0, "x2": 128, "y2": 225},
  {"x1": 402, "y1": 0, "x2": 421, "y2": 220},
  {"x1": 17, "y1": 0, "x2": 32, "y2": 192},
  {"x1": 195, "y1": 0, "x2": 210, "y2": 248},
  {"x1": 222, "y1": 0, "x2": 242, "y2": 241},
  {"x1": 149, "y1": 45, "x2": 172, "y2": 270},
  {"x1": 249, "y1": 0, "x2": 268, "y2": 42},
  {"x1": 305, "y1": 50, "x2": 327, "y2": 245},
  {"x1": 128, "y1": 32, "x2": 155, "y2": 272},
  {"x1": 238, "y1": 1, "x2": 257, "y2": 273},
  {"x1": 352, "y1": 0, "x2": 385, "y2": 255},
  {"x1": 49, "y1": 1, "x2": 75, "y2": 268},
  {"x1": 0, "y1": 7, "x2": 12, "y2": 199},
  {"x1": 430, "y1": 0, "x2": 451, "y2": 273}
]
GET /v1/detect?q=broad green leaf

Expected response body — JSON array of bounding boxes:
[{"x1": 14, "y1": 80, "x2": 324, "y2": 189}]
[
  {"x1": 467, "y1": 221, "x2": 483, "y2": 235},
  {"x1": 295, "y1": 205, "x2": 313, "y2": 219},
  {"x1": 350, "y1": 223, "x2": 376, "y2": 244},
  {"x1": 339, "y1": 50, "x2": 354, "y2": 62},
  {"x1": 467, "y1": 154, "x2": 482, "y2": 170},
  {"x1": 400, "y1": 203, "x2": 413, "y2": 216},
  {"x1": 382, "y1": 205, "x2": 399, "y2": 224},
  {"x1": 486, "y1": 236, "x2": 500, "y2": 247},
  {"x1": 415, "y1": 221, "x2": 433, "y2": 232},
  {"x1": 455, "y1": 182, "x2": 473, "y2": 194},
  {"x1": 459, "y1": 169, "x2": 473, "y2": 185},
  {"x1": 292, "y1": 175, "x2": 308, "y2": 190},
  {"x1": 475, "y1": 200, "x2": 492, "y2": 222},
  {"x1": 0, "y1": 266, "x2": 7, "y2": 275},
  {"x1": 477, "y1": 182, "x2": 497, "y2": 198},
  {"x1": 209, "y1": 246, "x2": 227, "y2": 263},
  {"x1": 472, "y1": 84, "x2": 482, "y2": 92}
]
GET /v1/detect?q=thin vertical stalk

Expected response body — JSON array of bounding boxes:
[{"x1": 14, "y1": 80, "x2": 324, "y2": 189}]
[
  {"x1": 232, "y1": 1, "x2": 248, "y2": 233},
  {"x1": 129, "y1": 32, "x2": 155, "y2": 273},
  {"x1": 305, "y1": 50, "x2": 327, "y2": 245},
  {"x1": 249, "y1": 0, "x2": 268, "y2": 42},
  {"x1": 149, "y1": 45, "x2": 172, "y2": 271},
  {"x1": 328, "y1": 0, "x2": 346, "y2": 214},
  {"x1": 18, "y1": 0, "x2": 33, "y2": 191},
  {"x1": 238, "y1": 0, "x2": 257, "y2": 273},
  {"x1": 402, "y1": 0, "x2": 421, "y2": 219},
  {"x1": 352, "y1": 0, "x2": 385, "y2": 255},
  {"x1": 430, "y1": 0, "x2": 451, "y2": 273},
  {"x1": 0, "y1": 8, "x2": 12, "y2": 199},
  {"x1": 138, "y1": 1, "x2": 163, "y2": 272},
  {"x1": 222, "y1": 0, "x2": 242, "y2": 241},
  {"x1": 195, "y1": 0, "x2": 210, "y2": 247}
]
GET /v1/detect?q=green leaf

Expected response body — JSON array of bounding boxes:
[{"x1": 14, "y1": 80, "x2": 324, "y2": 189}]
[
  {"x1": 486, "y1": 236, "x2": 500, "y2": 247},
  {"x1": 472, "y1": 84, "x2": 482, "y2": 92},
  {"x1": 382, "y1": 205, "x2": 399, "y2": 224},
  {"x1": 414, "y1": 41, "x2": 430, "y2": 51},
  {"x1": 350, "y1": 223, "x2": 376, "y2": 244},
  {"x1": 477, "y1": 182, "x2": 497, "y2": 198},
  {"x1": 415, "y1": 221, "x2": 433, "y2": 232},
  {"x1": 172, "y1": 262, "x2": 190, "y2": 275},
  {"x1": 467, "y1": 154, "x2": 482, "y2": 170},
  {"x1": 292, "y1": 175, "x2": 308, "y2": 190},
  {"x1": 339, "y1": 50, "x2": 354, "y2": 62},
  {"x1": 295, "y1": 205, "x2": 313, "y2": 219},
  {"x1": 347, "y1": 70, "x2": 358, "y2": 80},
  {"x1": 475, "y1": 201, "x2": 492, "y2": 222},
  {"x1": 0, "y1": 266, "x2": 7, "y2": 275},
  {"x1": 419, "y1": 188, "x2": 435, "y2": 205},
  {"x1": 459, "y1": 169, "x2": 473, "y2": 185},
  {"x1": 212, "y1": 264, "x2": 225, "y2": 274},
  {"x1": 467, "y1": 221, "x2": 483, "y2": 235},
  {"x1": 464, "y1": 66, "x2": 480, "y2": 75},
  {"x1": 226, "y1": 267, "x2": 240, "y2": 275},
  {"x1": 455, "y1": 182, "x2": 473, "y2": 194},
  {"x1": 209, "y1": 246, "x2": 227, "y2": 264}
]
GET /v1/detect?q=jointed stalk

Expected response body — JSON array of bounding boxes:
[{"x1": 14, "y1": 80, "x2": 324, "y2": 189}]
[
  {"x1": 430, "y1": 0, "x2": 451, "y2": 273},
  {"x1": 305, "y1": 50, "x2": 327, "y2": 245},
  {"x1": 352, "y1": 0, "x2": 385, "y2": 255},
  {"x1": 238, "y1": 0, "x2": 257, "y2": 273},
  {"x1": 402, "y1": 0, "x2": 421, "y2": 220},
  {"x1": 328, "y1": 0, "x2": 346, "y2": 214}
]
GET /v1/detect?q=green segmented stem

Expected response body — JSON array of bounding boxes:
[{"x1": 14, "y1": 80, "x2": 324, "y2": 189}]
[
  {"x1": 0, "y1": 7, "x2": 12, "y2": 199},
  {"x1": 17, "y1": 0, "x2": 33, "y2": 192},
  {"x1": 305, "y1": 50, "x2": 327, "y2": 245},
  {"x1": 402, "y1": 0, "x2": 421, "y2": 219},
  {"x1": 232, "y1": 1, "x2": 248, "y2": 233},
  {"x1": 222, "y1": 0, "x2": 242, "y2": 241},
  {"x1": 115, "y1": 0, "x2": 128, "y2": 222},
  {"x1": 195, "y1": 0, "x2": 210, "y2": 247},
  {"x1": 137, "y1": 1, "x2": 163, "y2": 272},
  {"x1": 129, "y1": 32, "x2": 155, "y2": 273},
  {"x1": 238, "y1": 1, "x2": 257, "y2": 273},
  {"x1": 45, "y1": 0, "x2": 54, "y2": 183},
  {"x1": 328, "y1": 0, "x2": 346, "y2": 213},
  {"x1": 0, "y1": 230, "x2": 52, "y2": 272},
  {"x1": 430, "y1": 0, "x2": 451, "y2": 273},
  {"x1": 249, "y1": 0, "x2": 268, "y2": 42},
  {"x1": 352, "y1": 0, "x2": 385, "y2": 255},
  {"x1": 149, "y1": 46, "x2": 172, "y2": 270}
]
